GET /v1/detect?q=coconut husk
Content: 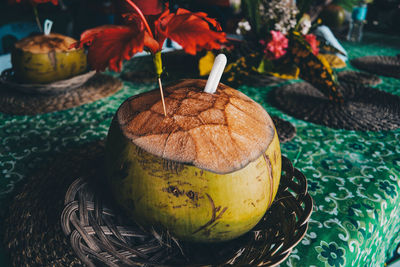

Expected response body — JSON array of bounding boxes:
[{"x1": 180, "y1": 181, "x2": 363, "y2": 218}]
[
  {"x1": 117, "y1": 79, "x2": 277, "y2": 174},
  {"x1": 3, "y1": 141, "x2": 312, "y2": 267},
  {"x1": 270, "y1": 81, "x2": 400, "y2": 131},
  {"x1": 0, "y1": 73, "x2": 123, "y2": 115},
  {"x1": 351, "y1": 55, "x2": 400, "y2": 79},
  {"x1": 14, "y1": 33, "x2": 78, "y2": 53}
]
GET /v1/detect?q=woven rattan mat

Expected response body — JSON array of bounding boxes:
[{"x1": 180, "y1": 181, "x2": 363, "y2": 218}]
[
  {"x1": 271, "y1": 82, "x2": 400, "y2": 131},
  {"x1": 4, "y1": 142, "x2": 312, "y2": 267},
  {"x1": 351, "y1": 55, "x2": 400, "y2": 79},
  {"x1": 0, "y1": 74, "x2": 123, "y2": 115},
  {"x1": 271, "y1": 116, "x2": 296, "y2": 143},
  {"x1": 337, "y1": 70, "x2": 382, "y2": 86},
  {"x1": 3, "y1": 142, "x2": 104, "y2": 267}
]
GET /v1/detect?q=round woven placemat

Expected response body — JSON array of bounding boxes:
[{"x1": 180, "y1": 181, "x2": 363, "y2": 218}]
[
  {"x1": 0, "y1": 69, "x2": 96, "y2": 95},
  {"x1": 350, "y1": 55, "x2": 400, "y2": 79},
  {"x1": 270, "y1": 82, "x2": 400, "y2": 131},
  {"x1": 271, "y1": 116, "x2": 296, "y2": 143},
  {"x1": 0, "y1": 73, "x2": 123, "y2": 115},
  {"x1": 61, "y1": 156, "x2": 312, "y2": 267},
  {"x1": 3, "y1": 141, "x2": 104, "y2": 267},
  {"x1": 337, "y1": 70, "x2": 382, "y2": 86},
  {"x1": 4, "y1": 142, "x2": 312, "y2": 267}
]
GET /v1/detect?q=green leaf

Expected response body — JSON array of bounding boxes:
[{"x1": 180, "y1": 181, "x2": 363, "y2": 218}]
[
  {"x1": 257, "y1": 58, "x2": 274, "y2": 73},
  {"x1": 242, "y1": 0, "x2": 262, "y2": 36}
]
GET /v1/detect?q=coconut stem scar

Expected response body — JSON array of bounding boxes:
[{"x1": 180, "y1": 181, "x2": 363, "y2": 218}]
[{"x1": 204, "y1": 54, "x2": 227, "y2": 94}]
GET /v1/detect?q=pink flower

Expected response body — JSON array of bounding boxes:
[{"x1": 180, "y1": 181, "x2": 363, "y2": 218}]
[
  {"x1": 305, "y1": 34, "x2": 319, "y2": 55},
  {"x1": 261, "y1": 30, "x2": 288, "y2": 60}
]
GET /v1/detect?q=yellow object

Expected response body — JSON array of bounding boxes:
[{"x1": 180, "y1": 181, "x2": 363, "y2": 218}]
[
  {"x1": 269, "y1": 66, "x2": 300, "y2": 79},
  {"x1": 153, "y1": 51, "x2": 163, "y2": 77},
  {"x1": 319, "y1": 53, "x2": 347, "y2": 69},
  {"x1": 198, "y1": 51, "x2": 215, "y2": 76},
  {"x1": 12, "y1": 33, "x2": 87, "y2": 84},
  {"x1": 106, "y1": 121, "x2": 281, "y2": 242}
]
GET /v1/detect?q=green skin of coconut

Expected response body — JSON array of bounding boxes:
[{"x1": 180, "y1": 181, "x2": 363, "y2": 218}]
[
  {"x1": 105, "y1": 119, "x2": 281, "y2": 243},
  {"x1": 12, "y1": 47, "x2": 87, "y2": 84}
]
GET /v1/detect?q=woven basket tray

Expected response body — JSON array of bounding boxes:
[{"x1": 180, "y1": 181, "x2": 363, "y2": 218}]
[
  {"x1": 0, "y1": 73, "x2": 123, "y2": 115},
  {"x1": 0, "y1": 69, "x2": 96, "y2": 95},
  {"x1": 271, "y1": 116, "x2": 296, "y2": 143},
  {"x1": 61, "y1": 156, "x2": 313, "y2": 267}
]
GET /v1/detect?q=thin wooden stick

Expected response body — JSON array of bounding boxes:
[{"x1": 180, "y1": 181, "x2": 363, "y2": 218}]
[
  {"x1": 158, "y1": 77, "x2": 167, "y2": 117},
  {"x1": 33, "y1": 5, "x2": 43, "y2": 33}
]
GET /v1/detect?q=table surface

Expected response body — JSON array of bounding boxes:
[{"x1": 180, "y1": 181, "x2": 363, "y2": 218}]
[{"x1": 1, "y1": 32, "x2": 400, "y2": 266}]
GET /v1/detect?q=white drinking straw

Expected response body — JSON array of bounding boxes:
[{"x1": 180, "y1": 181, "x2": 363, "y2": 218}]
[
  {"x1": 44, "y1": 19, "x2": 53, "y2": 35},
  {"x1": 204, "y1": 54, "x2": 227, "y2": 94}
]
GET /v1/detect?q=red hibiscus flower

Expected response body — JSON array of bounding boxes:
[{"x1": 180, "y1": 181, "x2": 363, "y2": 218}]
[
  {"x1": 78, "y1": 24, "x2": 159, "y2": 72},
  {"x1": 76, "y1": 0, "x2": 226, "y2": 73},
  {"x1": 8, "y1": 0, "x2": 58, "y2": 5},
  {"x1": 261, "y1": 30, "x2": 289, "y2": 60},
  {"x1": 304, "y1": 34, "x2": 319, "y2": 55}
]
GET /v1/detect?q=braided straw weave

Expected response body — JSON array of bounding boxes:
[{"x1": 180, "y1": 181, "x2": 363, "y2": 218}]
[
  {"x1": 351, "y1": 55, "x2": 400, "y2": 79},
  {"x1": 337, "y1": 70, "x2": 382, "y2": 86},
  {"x1": 271, "y1": 81, "x2": 400, "y2": 131},
  {"x1": 271, "y1": 116, "x2": 297, "y2": 143},
  {"x1": 0, "y1": 73, "x2": 123, "y2": 115},
  {"x1": 61, "y1": 156, "x2": 313, "y2": 267},
  {"x1": 0, "y1": 69, "x2": 96, "y2": 95}
]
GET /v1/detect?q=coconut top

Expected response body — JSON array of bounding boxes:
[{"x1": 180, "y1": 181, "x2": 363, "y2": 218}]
[
  {"x1": 14, "y1": 33, "x2": 78, "y2": 53},
  {"x1": 117, "y1": 79, "x2": 276, "y2": 174}
]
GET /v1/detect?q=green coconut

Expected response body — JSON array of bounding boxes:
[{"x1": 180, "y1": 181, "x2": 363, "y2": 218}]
[
  {"x1": 105, "y1": 79, "x2": 281, "y2": 243},
  {"x1": 11, "y1": 33, "x2": 87, "y2": 84}
]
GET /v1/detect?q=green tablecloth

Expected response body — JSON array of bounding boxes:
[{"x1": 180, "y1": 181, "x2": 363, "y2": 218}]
[{"x1": 1, "y1": 33, "x2": 399, "y2": 266}]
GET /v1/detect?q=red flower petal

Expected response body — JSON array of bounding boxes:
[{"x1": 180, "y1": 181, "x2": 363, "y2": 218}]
[
  {"x1": 77, "y1": 25, "x2": 159, "y2": 72},
  {"x1": 305, "y1": 34, "x2": 319, "y2": 55},
  {"x1": 120, "y1": 0, "x2": 163, "y2": 16},
  {"x1": 262, "y1": 30, "x2": 289, "y2": 60},
  {"x1": 175, "y1": 9, "x2": 222, "y2": 31},
  {"x1": 131, "y1": 0, "x2": 163, "y2": 15},
  {"x1": 155, "y1": 8, "x2": 226, "y2": 55},
  {"x1": 153, "y1": 7, "x2": 170, "y2": 45}
]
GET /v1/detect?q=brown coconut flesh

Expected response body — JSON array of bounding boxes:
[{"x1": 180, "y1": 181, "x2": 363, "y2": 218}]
[{"x1": 117, "y1": 79, "x2": 276, "y2": 174}]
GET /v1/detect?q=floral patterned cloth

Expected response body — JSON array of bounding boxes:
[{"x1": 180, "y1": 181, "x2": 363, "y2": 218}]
[{"x1": 0, "y1": 33, "x2": 400, "y2": 266}]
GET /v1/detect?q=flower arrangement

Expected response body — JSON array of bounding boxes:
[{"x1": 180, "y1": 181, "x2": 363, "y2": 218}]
[
  {"x1": 75, "y1": 0, "x2": 226, "y2": 114},
  {"x1": 215, "y1": 0, "x2": 343, "y2": 102},
  {"x1": 76, "y1": 1, "x2": 226, "y2": 73}
]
